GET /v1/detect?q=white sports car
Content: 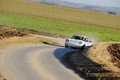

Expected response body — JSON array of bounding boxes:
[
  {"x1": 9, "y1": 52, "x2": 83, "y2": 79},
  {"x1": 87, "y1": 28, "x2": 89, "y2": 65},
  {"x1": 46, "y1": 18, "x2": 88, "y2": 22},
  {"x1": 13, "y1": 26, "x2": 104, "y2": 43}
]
[{"x1": 65, "y1": 35, "x2": 92, "y2": 49}]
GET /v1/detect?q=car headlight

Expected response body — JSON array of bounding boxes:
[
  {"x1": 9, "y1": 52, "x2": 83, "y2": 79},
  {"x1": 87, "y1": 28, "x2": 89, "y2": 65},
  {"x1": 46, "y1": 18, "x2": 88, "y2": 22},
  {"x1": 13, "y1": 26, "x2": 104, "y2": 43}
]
[
  {"x1": 79, "y1": 41, "x2": 82, "y2": 44},
  {"x1": 66, "y1": 39, "x2": 69, "y2": 42}
]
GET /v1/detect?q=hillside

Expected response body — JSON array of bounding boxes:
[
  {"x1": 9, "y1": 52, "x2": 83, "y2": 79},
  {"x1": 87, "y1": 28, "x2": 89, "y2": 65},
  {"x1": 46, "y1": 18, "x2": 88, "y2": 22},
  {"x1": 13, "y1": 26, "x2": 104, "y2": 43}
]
[
  {"x1": 0, "y1": 0, "x2": 120, "y2": 30},
  {"x1": 29, "y1": 0, "x2": 120, "y2": 15}
]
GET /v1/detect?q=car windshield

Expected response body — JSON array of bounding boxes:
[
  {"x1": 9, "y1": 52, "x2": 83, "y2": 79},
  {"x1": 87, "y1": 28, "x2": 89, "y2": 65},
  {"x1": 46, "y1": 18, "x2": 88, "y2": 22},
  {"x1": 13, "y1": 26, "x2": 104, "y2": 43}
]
[{"x1": 72, "y1": 35, "x2": 84, "y2": 40}]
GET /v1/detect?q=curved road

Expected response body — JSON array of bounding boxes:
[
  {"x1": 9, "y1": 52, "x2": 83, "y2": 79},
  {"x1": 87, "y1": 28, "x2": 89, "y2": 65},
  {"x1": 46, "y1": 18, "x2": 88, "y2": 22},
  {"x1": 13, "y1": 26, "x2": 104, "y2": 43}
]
[{"x1": 0, "y1": 36, "x2": 84, "y2": 80}]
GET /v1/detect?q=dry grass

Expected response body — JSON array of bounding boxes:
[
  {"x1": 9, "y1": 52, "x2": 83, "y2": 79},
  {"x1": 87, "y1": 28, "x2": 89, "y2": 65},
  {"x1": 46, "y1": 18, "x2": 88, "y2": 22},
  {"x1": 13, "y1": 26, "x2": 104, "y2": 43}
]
[
  {"x1": 0, "y1": 0, "x2": 120, "y2": 29},
  {"x1": 0, "y1": 36, "x2": 52, "y2": 48},
  {"x1": 86, "y1": 42, "x2": 120, "y2": 72}
]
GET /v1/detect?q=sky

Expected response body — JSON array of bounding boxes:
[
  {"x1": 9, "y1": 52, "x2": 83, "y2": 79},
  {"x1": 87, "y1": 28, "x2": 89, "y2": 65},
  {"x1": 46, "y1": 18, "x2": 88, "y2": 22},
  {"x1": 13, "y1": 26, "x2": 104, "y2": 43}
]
[{"x1": 62, "y1": 0, "x2": 120, "y2": 7}]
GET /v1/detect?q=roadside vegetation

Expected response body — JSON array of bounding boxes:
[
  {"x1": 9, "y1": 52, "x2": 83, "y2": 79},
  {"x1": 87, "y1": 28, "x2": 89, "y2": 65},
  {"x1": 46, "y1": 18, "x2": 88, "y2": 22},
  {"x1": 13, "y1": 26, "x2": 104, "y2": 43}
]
[
  {"x1": 0, "y1": 36, "x2": 50, "y2": 48},
  {"x1": 0, "y1": 25, "x2": 54, "y2": 48}
]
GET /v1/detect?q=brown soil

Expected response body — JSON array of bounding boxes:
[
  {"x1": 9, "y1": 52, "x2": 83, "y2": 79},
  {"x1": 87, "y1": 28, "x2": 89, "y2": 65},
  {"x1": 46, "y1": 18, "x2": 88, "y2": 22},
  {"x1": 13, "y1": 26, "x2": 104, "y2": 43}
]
[
  {"x1": 0, "y1": 25, "x2": 66, "y2": 39},
  {"x1": 64, "y1": 42, "x2": 120, "y2": 80},
  {"x1": 0, "y1": 25, "x2": 27, "y2": 39},
  {"x1": 108, "y1": 43, "x2": 120, "y2": 68}
]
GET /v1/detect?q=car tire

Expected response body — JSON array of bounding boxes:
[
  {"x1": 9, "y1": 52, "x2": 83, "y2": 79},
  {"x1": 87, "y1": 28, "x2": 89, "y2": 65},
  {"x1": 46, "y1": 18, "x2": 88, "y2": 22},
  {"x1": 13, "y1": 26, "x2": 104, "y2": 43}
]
[
  {"x1": 81, "y1": 44, "x2": 85, "y2": 51},
  {"x1": 65, "y1": 44, "x2": 68, "y2": 48}
]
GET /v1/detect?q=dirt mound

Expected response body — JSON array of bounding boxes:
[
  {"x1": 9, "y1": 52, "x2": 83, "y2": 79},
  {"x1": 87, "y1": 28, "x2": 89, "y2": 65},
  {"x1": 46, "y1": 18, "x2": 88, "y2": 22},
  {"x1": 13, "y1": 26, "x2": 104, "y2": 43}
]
[
  {"x1": 64, "y1": 42, "x2": 120, "y2": 79},
  {"x1": 108, "y1": 43, "x2": 120, "y2": 68},
  {"x1": 87, "y1": 42, "x2": 120, "y2": 72},
  {"x1": 0, "y1": 25, "x2": 27, "y2": 39}
]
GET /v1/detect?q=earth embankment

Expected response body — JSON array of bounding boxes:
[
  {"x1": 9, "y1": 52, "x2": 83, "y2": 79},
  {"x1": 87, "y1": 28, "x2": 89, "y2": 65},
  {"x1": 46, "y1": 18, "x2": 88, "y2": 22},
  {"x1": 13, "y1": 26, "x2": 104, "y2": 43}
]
[
  {"x1": 0, "y1": 25, "x2": 27, "y2": 39},
  {"x1": 64, "y1": 42, "x2": 120, "y2": 79}
]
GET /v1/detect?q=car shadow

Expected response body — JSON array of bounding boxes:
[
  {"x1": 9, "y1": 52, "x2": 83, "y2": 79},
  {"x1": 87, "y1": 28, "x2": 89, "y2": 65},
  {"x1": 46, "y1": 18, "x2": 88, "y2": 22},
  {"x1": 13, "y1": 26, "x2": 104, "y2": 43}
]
[
  {"x1": 43, "y1": 41, "x2": 64, "y2": 47},
  {"x1": 53, "y1": 47, "x2": 87, "y2": 80}
]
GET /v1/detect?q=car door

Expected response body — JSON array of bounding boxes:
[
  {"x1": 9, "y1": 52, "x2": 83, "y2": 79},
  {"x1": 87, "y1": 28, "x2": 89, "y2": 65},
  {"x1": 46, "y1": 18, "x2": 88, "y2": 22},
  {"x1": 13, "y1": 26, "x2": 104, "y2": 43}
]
[{"x1": 68, "y1": 38, "x2": 75, "y2": 47}]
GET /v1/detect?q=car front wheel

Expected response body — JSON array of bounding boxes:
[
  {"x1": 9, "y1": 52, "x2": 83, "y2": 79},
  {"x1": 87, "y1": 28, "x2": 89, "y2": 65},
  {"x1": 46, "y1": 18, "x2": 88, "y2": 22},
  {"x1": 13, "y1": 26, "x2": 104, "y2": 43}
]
[{"x1": 65, "y1": 43, "x2": 68, "y2": 48}]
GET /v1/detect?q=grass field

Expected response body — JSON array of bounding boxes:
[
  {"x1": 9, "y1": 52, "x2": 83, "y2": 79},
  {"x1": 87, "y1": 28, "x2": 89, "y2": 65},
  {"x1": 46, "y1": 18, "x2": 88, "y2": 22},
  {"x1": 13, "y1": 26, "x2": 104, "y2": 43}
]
[
  {"x1": 0, "y1": 11, "x2": 120, "y2": 41},
  {"x1": 0, "y1": 0, "x2": 120, "y2": 41},
  {"x1": 0, "y1": 0, "x2": 120, "y2": 30}
]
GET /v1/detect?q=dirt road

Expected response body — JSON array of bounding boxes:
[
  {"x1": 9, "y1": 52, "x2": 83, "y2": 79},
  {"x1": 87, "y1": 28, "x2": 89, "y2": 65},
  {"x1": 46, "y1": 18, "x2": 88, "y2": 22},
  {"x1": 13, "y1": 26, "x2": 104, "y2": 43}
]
[{"x1": 0, "y1": 36, "x2": 84, "y2": 80}]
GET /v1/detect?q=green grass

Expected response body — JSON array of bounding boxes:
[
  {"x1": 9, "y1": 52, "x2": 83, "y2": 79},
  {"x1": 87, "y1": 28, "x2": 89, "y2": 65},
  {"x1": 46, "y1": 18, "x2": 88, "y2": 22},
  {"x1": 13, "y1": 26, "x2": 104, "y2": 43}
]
[
  {"x1": 0, "y1": 0, "x2": 120, "y2": 30},
  {"x1": 0, "y1": 11, "x2": 120, "y2": 41}
]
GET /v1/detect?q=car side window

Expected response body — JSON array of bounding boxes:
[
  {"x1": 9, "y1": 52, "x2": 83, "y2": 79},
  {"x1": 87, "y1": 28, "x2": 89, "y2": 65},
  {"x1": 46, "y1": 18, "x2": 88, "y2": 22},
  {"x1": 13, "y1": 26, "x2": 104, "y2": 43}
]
[
  {"x1": 74, "y1": 36, "x2": 80, "y2": 40},
  {"x1": 71, "y1": 35, "x2": 75, "y2": 39}
]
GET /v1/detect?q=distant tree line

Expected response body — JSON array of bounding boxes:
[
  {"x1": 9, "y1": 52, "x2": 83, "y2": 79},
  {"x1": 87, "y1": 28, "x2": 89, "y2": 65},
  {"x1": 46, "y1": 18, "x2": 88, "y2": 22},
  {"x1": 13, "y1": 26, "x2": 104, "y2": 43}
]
[{"x1": 108, "y1": 11, "x2": 117, "y2": 15}]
